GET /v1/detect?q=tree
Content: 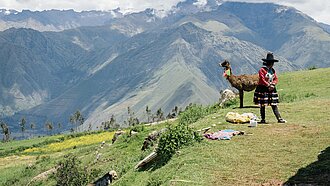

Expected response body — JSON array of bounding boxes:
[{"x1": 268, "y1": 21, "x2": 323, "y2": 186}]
[
  {"x1": 156, "y1": 108, "x2": 164, "y2": 122},
  {"x1": 101, "y1": 122, "x2": 106, "y2": 130},
  {"x1": 88, "y1": 123, "x2": 92, "y2": 131},
  {"x1": 172, "y1": 106, "x2": 179, "y2": 117},
  {"x1": 166, "y1": 113, "x2": 172, "y2": 119},
  {"x1": 57, "y1": 123, "x2": 62, "y2": 134},
  {"x1": 102, "y1": 114, "x2": 117, "y2": 130},
  {"x1": 30, "y1": 122, "x2": 35, "y2": 138},
  {"x1": 0, "y1": 121, "x2": 10, "y2": 142},
  {"x1": 69, "y1": 110, "x2": 84, "y2": 133},
  {"x1": 20, "y1": 117, "x2": 26, "y2": 139},
  {"x1": 133, "y1": 118, "x2": 140, "y2": 126},
  {"x1": 109, "y1": 114, "x2": 119, "y2": 129},
  {"x1": 45, "y1": 121, "x2": 53, "y2": 135},
  {"x1": 127, "y1": 107, "x2": 135, "y2": 126},
  {"x1": 146, "y1": 105, "x2": 152, "y2": 123}
]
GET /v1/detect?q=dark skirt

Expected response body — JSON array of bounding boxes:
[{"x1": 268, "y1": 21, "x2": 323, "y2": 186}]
[{"x1": 254, "y1": 85, "x2": 279, "y2": 106}]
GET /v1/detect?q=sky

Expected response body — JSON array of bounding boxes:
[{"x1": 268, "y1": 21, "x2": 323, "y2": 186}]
[{"x1": 0, "y1": 0, "x2": 329, "y2": 24}]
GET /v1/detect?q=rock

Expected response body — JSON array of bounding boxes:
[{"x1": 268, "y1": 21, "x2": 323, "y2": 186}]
[
  {"x1": 112, "y1": 130, "x2": 125, "y2": 144},
  {"x1": 135, "y1": 152, "x2": 158, "y2": 169},
  {"x1": 219, "y1": 89, "x2": 237, "y2": 107},
  {"x1": 131, "y1": 131, "x2": 138, "y2": 135},
  {"x1": 90, "y1": 170, "x2": 118, "y2": 186},
  {"x1": 141, "y1": 129, "x2": 168, "y2": 151},
  {"x1": 27, "y1": 167, "x2": 58, "y2": 186}
]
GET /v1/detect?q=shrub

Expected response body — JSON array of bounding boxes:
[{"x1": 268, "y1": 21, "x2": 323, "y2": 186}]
[
  {"x1": 156, "y1": 104, "x2": 215, "y2": 159},
  {"x1": 279, "y1": 92, "x2": 317, "y2": 103},
  {"x1": 35, "y1": 155, "x2": 51, "y2": 165},
  {"x1": 279, "y1": 93, "x2": 298, "y2": 103},
  {"x1": 304, "y1": 92, "x2": 317, "y2": 98},
  {"x1": 221, "y1": 98, "x2": 239, "y2": 108},
  {"x1": 4, "y1": 178, "x2": 19, "y2": 185},
  {"x1": 205, "y1": 103, "x2": 221, "y2": 114},
  {"x1": 54, "y1": 154, "x2": 94, "y2": 186},
  {"x1": 147, "y1": 177, "x2": 164, "y2": 186},
  {"x1": 178, "y1": 103, "x2": 219, "y2": 125},
  {"x1": 308, "y1": 66, "x2": 317, "y2": 70},
  {"x1": 178, "y1": 104, "x2": 205, "y2": 125},
  {"x1": 157, "y1": 123, "x2": 202, "y2": 159},
  {"x1": 131, "y1": 125, "x2": 145, "y2": 133}
]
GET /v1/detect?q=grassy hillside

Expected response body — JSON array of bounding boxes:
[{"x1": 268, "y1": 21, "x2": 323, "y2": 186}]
[{"x1": 1, "y1": 68, "x2": 329, "y2": 186}]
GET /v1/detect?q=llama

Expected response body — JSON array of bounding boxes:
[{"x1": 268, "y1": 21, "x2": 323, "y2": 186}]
[{"x1": 220, "y1": 60, "x2": 259, "y2": 108}]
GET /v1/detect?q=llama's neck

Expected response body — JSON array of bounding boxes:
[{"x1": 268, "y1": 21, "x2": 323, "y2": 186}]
[
  {"x1": 226, "y1": 68, "x2": 237, "y2": 86},
  {"x1": 225, "y1": 67, "x2": 234, "y2": 77},
  {"x1": 228, "y1": 74, "x2": 236, "y2": 85}
]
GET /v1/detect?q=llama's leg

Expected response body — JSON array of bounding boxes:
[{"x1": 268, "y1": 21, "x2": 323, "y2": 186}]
[{"x1": 239, "y1": 89, "x2": 244, "y2": 108}]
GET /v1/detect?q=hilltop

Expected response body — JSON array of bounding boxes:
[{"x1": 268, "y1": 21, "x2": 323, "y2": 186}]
[{"x1": 1, "y1": 67, "x2": 329, "y2": 185}]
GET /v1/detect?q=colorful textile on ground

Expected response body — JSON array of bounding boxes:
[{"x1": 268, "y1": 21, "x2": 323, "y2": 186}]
[
  {"x1": 225, "y1": 112, "x2": 256, "y2": 123},
  {"x1": 253, "y1": 85, "x2": 279, "y2": 106},
  {"x1": 203, "y1": 129, "x2": 244, "y2": 140}
]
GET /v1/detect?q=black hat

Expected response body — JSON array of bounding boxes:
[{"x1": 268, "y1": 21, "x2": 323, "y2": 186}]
[{"x1": 262, "y1": 52, "x2": 279, "y2": 62}]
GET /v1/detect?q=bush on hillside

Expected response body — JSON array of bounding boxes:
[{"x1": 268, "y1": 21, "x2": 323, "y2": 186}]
[
  {"x1": 178, "y1": 103, "x2": 219, "y2": 125},
  {"x1": 156, "y1": 104, "x2": 214, "y2": 159},
  {"x1": 4, "y1": 178, "x2": 19, "y2": 185},
  {"x1": 308, "y1": 66, "x2": 317, "y2": 70},
  {"x1": 157, "y1": 123, "x2": 201, "y2": 159},
  {"x1": 54, "y1": 154, "x2": 99, "y2": 186},
  {"x1": 221, "y1": 98, "x2": 239, "y2": 108},
  {"x1": 279, "y1": 92, "x2": 317, "y2": 103}
]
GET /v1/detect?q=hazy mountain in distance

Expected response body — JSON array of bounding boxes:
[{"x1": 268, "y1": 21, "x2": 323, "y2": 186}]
[
  {"x1": 0, "y1": 28, "x2": 84, "y2": 116},
  {"x1": 0, "y1": 0, "x2": 223, "y2": 35},
  {"x1": 0, "y1": 9, "x2": 123, "y2": 32},
  {"x1": 217, "y1": 2, "x2": 330, "y2": 68},
  {"x1": 0, "y1": 26, "x2": 128, "y2": 118}
]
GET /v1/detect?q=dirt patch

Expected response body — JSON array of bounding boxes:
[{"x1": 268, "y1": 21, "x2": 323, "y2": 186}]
[{"x1": 261, "y1": 179, "x2": 284, "y2": 186}]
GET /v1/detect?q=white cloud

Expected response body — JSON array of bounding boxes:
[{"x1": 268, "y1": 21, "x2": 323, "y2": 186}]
[
  {"x1": 0, "y1": 0, "x2": 184, "y2": 12},
  {"x1": 0, "y1": 0, "x2": 329, "y2": 24}
]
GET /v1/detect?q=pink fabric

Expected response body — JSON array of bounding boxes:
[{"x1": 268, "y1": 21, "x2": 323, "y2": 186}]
[{"x1": 203, "y1": 130, "x2": 242, "y2": 140}]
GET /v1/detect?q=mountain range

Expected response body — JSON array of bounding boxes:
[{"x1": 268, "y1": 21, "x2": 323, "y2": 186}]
[
  {"x1": 0, "y1": 8, "x2": 123, "y2": 32},
  {"x1": 1, "y1": 0, "x2": 330, "y2": 136}
]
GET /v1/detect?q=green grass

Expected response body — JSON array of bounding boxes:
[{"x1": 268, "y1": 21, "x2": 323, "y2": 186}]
[
  {"x1": 0, "y1": 68, "x2": 330, "y2": 186},
  {"x1": 0, "y1": 135, "x2": 65, "y2": 156}
]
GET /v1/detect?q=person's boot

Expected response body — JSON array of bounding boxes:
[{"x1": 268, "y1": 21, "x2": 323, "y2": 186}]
[
  {"x1": 272, "y1": 105, "x2": 286, "y2": 123},
  {"x1": 278, "y1": 118, "x2": 287, "y2": 123}
]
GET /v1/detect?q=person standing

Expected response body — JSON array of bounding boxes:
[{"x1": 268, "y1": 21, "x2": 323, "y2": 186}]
[{"x1": 254, "y1": 52, "x2": 286, "y2": 123}]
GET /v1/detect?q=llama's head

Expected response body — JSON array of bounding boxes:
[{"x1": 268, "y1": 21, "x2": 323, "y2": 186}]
[
  {"x1": 220, "y1": 60, "x2": 230, "y2": 69},
  {"x1": 220, "y1": 60, "x2": 231, "y2": 78}
]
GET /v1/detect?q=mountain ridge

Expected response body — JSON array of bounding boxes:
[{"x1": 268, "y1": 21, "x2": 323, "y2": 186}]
[{"x1": 1, "y1": 1, "x2": 329, "y2": 135}]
